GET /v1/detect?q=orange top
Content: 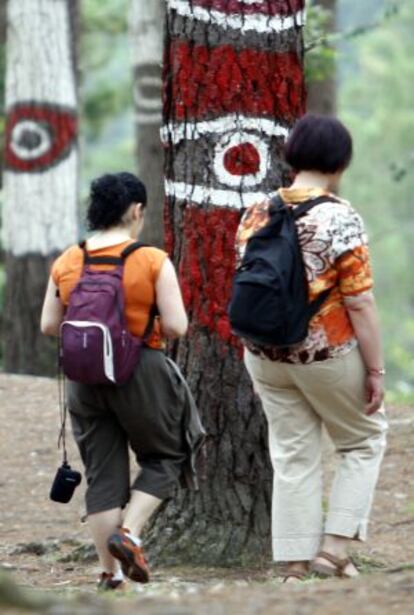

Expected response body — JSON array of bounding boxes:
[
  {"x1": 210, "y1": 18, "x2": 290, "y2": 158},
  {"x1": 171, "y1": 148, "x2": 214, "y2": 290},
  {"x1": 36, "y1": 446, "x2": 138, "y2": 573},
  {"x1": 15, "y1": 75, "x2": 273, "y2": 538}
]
[
  {"x1": 236, "y1": 187, "x2": 374, "y2": 363},
  {"x1": 51, "y1": 240, "x2": 168, "y2": 350}
]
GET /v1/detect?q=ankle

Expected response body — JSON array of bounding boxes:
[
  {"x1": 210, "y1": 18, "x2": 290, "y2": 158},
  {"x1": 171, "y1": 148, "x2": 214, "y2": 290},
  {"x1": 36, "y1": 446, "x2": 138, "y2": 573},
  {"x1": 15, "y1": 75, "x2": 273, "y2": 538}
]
[
  {"x1": 286, "y1": 561, "x2": 309, "y2": 572},
  {"x1": 321, "y1": 535, "x2": 351, "y2": 559}
]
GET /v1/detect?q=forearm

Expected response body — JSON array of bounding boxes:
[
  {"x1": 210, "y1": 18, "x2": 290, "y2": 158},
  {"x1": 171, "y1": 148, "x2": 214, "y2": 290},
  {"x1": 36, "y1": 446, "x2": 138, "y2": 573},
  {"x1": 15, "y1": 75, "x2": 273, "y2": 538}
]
[{"x1": 345, "y1": 296, "x2": 384, "y2": 371}]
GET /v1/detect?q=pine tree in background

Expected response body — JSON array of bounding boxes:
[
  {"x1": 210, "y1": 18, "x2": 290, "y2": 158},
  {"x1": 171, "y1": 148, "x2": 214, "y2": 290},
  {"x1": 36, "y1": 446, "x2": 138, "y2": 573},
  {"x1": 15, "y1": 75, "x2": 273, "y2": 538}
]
[
  {"x1": 145, "y1": 0, "x2": 306, "y2": 565},
  {"x1": 2, "y1": 0, "x2": 79, "y2": 375},
  {"x1": 129, "y1": 0, "x2": 165, "y2": 247},
  {"x1": 307, "y1": 0, "x2": 337, "y2": 114}
]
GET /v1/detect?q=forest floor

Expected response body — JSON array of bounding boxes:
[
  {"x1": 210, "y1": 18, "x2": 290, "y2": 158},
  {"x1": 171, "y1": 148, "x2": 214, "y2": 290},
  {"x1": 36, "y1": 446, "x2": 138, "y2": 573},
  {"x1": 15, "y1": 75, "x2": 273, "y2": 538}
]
[{"x1": 0, "y1": 373, "x2": 413, "y2": 615}]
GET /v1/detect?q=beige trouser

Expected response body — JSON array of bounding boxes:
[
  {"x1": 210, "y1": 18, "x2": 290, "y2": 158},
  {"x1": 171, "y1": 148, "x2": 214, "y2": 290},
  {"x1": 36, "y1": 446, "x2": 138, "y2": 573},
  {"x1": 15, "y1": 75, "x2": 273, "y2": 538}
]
[{"x1": 244, "y1": 346, "x2": 388, "y2": 562}]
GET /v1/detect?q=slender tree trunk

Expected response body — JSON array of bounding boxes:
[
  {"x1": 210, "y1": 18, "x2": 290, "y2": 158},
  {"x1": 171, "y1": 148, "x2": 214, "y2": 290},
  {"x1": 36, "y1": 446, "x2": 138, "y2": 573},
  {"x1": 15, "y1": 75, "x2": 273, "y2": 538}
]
[
  {"x1": 2, "y1": 0, "x2": 79, "y2": 375},
  {"x1": 129, "y1": 0, "x2": 165, "y2": 248},
  {"x1": 307, "y1": 0, "x2": 336, "y2": 114},
  {"x1": 0, "y1": 0, "x2": 7, "y2": 190},
  {"x1": 145, "y1": 0, "x2": 306, "y2": 566}
]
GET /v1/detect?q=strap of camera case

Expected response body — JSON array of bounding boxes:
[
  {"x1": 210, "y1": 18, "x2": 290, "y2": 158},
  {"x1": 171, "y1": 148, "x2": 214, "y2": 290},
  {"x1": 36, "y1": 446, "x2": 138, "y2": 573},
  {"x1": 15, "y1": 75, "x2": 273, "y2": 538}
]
[{"x1": 57, "y1": 349, "x2": 69, "y2": 466}]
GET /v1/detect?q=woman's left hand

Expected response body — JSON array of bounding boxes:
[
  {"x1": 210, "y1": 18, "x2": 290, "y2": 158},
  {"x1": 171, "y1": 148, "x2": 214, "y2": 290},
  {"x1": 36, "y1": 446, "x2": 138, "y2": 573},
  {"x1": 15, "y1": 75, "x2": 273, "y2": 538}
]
[{"x1": 365, "y1": 374, "x2": 385, "y2": 415}]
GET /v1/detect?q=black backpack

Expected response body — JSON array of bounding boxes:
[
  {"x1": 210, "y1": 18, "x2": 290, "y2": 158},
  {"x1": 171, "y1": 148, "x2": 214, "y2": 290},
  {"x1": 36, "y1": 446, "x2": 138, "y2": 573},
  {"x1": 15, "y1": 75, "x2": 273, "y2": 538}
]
[{"x1": 228, "y1": 194, "x2": 334, "y2": 347}]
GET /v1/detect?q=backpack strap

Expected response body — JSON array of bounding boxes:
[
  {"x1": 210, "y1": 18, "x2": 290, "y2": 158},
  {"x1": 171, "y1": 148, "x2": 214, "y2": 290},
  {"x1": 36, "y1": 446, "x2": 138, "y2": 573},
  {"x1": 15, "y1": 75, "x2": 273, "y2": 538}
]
[
  {"x1": 293, "y1": 194, "x2": 341, "y2": 219},
  {"x1": 268, "y1": 193, "x2": 285, "y2": 215},
  {"x1": 142, "y1": 304, "x2": 159, "y2": 342},
  {"x1": 267, "y1": 195, "x2": 340, "y2": 314},
  {"x1": 79, "y1": 241, "x2": 123, "y2": 266},
  {"x1": 78, "y1": 240, "x2": 149, "y2": 266},
  {"x1": 268, "y1": 194, "x2": 341, "y2": 220},
  {"x1": 120, "y1": 241, "x2": 160, "y2": 341},
  {"x1": 121, "y1": 241, "x2": 148, "y2": 259}
]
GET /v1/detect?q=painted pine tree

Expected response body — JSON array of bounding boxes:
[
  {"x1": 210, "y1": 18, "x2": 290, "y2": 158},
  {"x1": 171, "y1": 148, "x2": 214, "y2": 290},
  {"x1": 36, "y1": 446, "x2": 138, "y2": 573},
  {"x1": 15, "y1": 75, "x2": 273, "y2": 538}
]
[
  {"x1": 146, "y1": 0, "x2": 306, "y2": 565},
  {"x1": 129, "y1": 0, "x2": 165, "y2": 247},
  {"x1": 2, "y1": 0, "x2": 78, "y2": 374}
]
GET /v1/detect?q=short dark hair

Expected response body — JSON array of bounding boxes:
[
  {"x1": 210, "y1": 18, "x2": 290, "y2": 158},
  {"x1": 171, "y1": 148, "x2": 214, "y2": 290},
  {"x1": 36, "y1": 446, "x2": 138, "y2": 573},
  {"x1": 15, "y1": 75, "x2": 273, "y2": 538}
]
[
  {"x1": 87, "y1": 172, "x2": 147, "y2": 231},
  {"x1": 284, "y1": 114, "x2": 353, "y2": 174}
]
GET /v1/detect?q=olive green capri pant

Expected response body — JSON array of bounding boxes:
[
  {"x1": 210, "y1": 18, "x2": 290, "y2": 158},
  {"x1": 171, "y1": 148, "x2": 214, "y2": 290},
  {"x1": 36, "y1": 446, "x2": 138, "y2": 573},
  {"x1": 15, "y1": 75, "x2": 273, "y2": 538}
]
[{"x1": 67, "y1": 348, "x2": 188, "y2": 515}]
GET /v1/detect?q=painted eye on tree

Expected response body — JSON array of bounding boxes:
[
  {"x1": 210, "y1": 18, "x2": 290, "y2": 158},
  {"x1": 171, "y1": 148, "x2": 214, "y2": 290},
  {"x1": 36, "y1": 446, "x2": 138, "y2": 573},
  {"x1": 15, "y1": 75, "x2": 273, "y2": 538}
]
[
  {"x1": 163, "y1": 116, "x2": 289, "y2": 208},
  {"x1": 214, "y1": 132, "x2": 269, "y2": 188},
  {"x1": 5, "y1": 102, "x2": 77, "y2": 173}
]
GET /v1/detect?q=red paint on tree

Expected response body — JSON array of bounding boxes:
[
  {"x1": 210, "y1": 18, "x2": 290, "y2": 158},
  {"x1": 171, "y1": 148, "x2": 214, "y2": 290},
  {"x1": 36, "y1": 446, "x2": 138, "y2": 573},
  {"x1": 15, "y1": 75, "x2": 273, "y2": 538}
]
[
  {"x1": 178, "y1": 205, "x2": 242, "y2": 347},
  {"x1": 223, "y1": 142, "x2": 260, "y2": 176},
  {"x1": 163, "y1": 200, "x2": 175, "y2": 255},
  {"x1": 170, "y1": 43, "x2": 305, "y2": 121},
  {"x1": 5, "y1": 102, "x2": 77, "y2": 173},
  {"x1": 190, "y1": 0, "x2": 305, "y2": 16}
]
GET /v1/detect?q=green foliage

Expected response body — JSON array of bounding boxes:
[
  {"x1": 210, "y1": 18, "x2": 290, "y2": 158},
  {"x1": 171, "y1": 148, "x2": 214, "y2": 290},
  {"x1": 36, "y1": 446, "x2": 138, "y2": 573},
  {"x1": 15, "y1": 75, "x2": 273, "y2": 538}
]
[
  {"x1": 80, "y1": 0, "x2": 134, "y2": 195},
  {"x1": 339, "y1": 1, "x2": 414, "y2": 397},
  {"x1": 305, "y1": 1, "x2": 337, "y2": 84}
]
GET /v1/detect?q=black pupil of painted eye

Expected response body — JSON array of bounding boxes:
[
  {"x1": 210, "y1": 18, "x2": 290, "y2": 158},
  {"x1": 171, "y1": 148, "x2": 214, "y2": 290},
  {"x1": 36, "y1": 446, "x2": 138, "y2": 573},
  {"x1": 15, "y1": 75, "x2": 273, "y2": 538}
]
[{"x1": 17, "y1": 129, "x2": 43, "y2": 150}]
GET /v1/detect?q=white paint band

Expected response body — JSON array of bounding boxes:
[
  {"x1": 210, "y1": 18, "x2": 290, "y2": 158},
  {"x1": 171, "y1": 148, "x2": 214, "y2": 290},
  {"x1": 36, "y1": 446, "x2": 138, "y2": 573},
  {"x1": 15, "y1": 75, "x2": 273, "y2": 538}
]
[
  {"x1": 135, "y1": 112, "x2": 163, "y2": 124},
  {"x1": 6, "y1": 0, "x2": 76, "y2": 108},
  {"x1": 167, "y1": 0, "x2": 305, "y2": 33},
  {"x1": 165, "y1": 179, "x2": 276, "y2": 209},
  {"x1": 3, "y1": 150, "x2": 78, "y2": 256},
  {"x1": 161, "y1": 115, "x2": 290, "y2": 145}
]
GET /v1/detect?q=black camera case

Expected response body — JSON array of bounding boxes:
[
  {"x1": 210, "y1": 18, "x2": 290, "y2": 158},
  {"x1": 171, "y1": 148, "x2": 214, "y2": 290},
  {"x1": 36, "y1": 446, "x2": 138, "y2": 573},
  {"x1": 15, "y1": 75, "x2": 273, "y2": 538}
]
[{"x1": 50, "y1": 462, "x2": 82, "y2": 503}]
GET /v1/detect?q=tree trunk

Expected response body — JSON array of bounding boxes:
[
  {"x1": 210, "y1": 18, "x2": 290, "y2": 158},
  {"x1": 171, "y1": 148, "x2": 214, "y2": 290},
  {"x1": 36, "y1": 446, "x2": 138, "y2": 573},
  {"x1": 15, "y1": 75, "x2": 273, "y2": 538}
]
[
  {"x1": 307, "y1": 0, "x2": 337, "y2": 114},
  {"x1": 2, "y1": 0, "x2": 79, "y2": 375},
  {"x1": 145, "y1": 0, "x2": 306, "y2": 566},
  {"x1": 0, "y1": 0, "x2": 7, "y2": 192},
  {"x1": 129, "y1": 0, "x2": 165, "y2": 248}
]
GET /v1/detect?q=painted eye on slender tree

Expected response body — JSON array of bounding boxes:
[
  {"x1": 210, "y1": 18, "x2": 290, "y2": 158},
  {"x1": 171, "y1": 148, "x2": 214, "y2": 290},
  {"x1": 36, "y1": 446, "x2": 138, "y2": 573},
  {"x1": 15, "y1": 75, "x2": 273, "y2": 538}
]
[{"x1": 5, "y1": 102, "x2": 77, "y2": 173}]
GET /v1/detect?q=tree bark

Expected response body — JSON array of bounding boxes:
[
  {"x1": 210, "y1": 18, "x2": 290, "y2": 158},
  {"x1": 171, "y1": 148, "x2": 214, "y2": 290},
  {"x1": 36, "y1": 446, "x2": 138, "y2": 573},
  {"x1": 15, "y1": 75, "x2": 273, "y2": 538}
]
[
  {"x1": 0, "y1": 0, "x2": 7, "y2": 190},
  {"x1": 307, "y1": 0, "x2": 337, "y2": 114},
  {"x1": 129, "y1": 0, "x2": 165, "y2": 248},
  {"x1": 2, "y1": 0, "x2": 79, "y2": 375},
  {"x1": 145, "y1": 0, "x2": 306, "y2": 566}
]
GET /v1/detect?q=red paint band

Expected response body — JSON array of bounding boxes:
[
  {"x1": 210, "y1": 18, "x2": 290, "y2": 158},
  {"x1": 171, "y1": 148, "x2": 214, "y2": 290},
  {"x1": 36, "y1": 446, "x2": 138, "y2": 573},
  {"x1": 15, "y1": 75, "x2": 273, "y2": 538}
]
[
  {"x1": 189, "y1": 0, "x2": 304, "y2": 17},
  {"x1": 176, "y1": 205, "x2": 241, "y2": 347},
  {"x1": 168, "y1": 42, "x2": 305, "y2": 121},
  {"x1": 5, "y1": 102, "x2": 78, "y2": 173}
]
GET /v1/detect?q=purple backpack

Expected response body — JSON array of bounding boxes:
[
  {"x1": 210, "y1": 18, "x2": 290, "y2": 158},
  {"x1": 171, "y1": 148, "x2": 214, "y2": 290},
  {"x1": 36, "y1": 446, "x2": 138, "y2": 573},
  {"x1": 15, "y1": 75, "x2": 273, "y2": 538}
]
[{"x1": 60, "y1": 241, "x2": 155, "y2": 385}]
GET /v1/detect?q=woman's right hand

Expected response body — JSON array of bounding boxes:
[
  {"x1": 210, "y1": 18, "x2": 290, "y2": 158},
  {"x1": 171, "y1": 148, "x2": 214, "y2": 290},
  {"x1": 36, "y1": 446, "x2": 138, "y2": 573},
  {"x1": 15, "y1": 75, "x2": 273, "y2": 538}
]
[{"x1": 365, "y1": 373, "x2": 385, "y2": 415}]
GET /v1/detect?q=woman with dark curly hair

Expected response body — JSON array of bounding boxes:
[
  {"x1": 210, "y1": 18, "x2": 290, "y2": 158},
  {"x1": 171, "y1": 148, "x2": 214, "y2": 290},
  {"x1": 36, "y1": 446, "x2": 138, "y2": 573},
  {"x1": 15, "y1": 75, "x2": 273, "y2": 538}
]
[
  {"x1": 41, "y1": 172, "x2": 204, "y2": 590},
  {"x1": 236, "y1": 115, "x2": 387, "y2": 582}
]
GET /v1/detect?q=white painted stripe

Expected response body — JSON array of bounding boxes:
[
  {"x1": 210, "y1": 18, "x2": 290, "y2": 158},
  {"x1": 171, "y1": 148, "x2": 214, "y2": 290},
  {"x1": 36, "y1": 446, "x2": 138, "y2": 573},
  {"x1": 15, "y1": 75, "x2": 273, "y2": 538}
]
[
  {"x1": 135, "y1": 112, "x2": 163, "y2": 124},
  {"x1": 129, "y1": 0, "x2": 164, "y2": 66},
  {"x1": 167, "y1": 0, "x2": 305, "y2": 33},
  {"x1": 161, "y1": 115, "x2": 290, "y2": 144},
  {"x1": 165, "y1": 180, "x2": 276, "y2": 209},
  {"x1": 135, "y1": 75, "x2": 162, "y2": 88},
  {"x1": 135, "y1": 98, "x2": 162, "y2": 111},
  {"x1": 3, "y1": 150, "x2": 78, "y2": 255},
  {"x1": 6, "y1": 0, "x2": 76, "y2": 108}
]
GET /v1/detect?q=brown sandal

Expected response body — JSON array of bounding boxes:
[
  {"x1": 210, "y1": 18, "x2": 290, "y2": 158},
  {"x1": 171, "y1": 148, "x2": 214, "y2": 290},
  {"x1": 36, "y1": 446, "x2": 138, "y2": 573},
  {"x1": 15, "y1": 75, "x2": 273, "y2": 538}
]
[
  {"x1": 280, "y1": 568, "x2": 307, "y2": 583},
  {"x1": 311, "y1": 550, "x2": 355, "y2": 579}
]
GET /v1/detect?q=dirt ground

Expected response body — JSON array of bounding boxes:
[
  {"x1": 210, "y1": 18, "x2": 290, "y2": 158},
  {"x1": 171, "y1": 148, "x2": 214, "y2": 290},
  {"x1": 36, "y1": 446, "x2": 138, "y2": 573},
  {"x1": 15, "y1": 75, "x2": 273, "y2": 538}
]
[{"x1": 0, "y1": 373, "x2": 413, "y2": 614}]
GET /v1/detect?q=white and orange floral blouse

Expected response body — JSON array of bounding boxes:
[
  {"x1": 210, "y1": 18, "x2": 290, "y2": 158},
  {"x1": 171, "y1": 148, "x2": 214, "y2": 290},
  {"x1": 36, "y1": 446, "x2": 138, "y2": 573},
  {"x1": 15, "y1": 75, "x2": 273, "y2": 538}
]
[{"x1": 235, "y1": 187, "x2": 373, "y2": 363}]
